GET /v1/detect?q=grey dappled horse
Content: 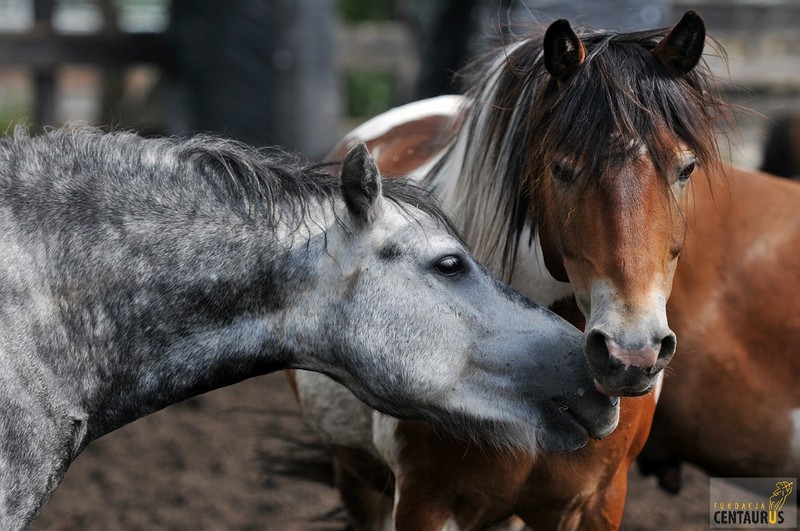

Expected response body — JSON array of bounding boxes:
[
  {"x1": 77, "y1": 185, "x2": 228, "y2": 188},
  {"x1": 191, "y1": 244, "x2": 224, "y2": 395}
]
[{"x1": 0, "y1": 128, "x2": 617, "y2": 528}]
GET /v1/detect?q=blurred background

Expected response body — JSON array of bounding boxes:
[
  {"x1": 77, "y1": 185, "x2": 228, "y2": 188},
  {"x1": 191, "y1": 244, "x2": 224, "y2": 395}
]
[
  {"x1": 0, "y1": 0, "x2": 798, "y2": 166},
  {"x1": 2, "y1": 1, "x2": 798, "y2": 529}
]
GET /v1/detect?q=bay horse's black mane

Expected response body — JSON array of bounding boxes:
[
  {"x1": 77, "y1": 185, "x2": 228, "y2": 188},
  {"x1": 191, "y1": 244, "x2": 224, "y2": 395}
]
[
  {"x1": 446, "y1": 23, "x2": 732, "y2": 276},
  {"x1": 0, "y1": 127, "x2": 455, "y2": 236}
]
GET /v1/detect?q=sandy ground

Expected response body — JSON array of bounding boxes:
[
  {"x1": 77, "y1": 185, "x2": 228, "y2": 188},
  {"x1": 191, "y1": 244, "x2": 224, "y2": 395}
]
[{"x1": 29, "y1": 372, "x2": 719, "y2": 531}]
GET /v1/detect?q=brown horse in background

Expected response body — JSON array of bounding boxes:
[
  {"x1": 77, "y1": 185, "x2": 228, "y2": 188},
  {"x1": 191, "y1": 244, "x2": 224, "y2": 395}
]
[
  {"x1": 639, "y1": 164, "x2": 800, "y2": 491},
  {"x1": 291, "y1": 11, "x2": 739, "y2": 529}
]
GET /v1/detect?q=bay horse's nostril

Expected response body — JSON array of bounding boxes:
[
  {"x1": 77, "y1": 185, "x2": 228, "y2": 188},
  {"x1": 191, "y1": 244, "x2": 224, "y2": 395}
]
[
  {"x1": 660, "y1": 332, "x2": 677, "y2": 363},
  {"x1": 586, "y1": 329, "x2": 676, "y2": 373},
  {"x1": 585, "y1": 329, "x2": 620, "y2": 371},
  {"x1": 605, "y1": 337, "x2": 659, "y2": 369}
]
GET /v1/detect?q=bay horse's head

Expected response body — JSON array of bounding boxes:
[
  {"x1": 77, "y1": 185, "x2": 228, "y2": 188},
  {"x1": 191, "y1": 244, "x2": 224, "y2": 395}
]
[
  {"x1": 531, "y1": 12, "x2": 725, "y2": 396},
  {"x1": 459, "y1": 11, "x2": 727, "y2": 396}
]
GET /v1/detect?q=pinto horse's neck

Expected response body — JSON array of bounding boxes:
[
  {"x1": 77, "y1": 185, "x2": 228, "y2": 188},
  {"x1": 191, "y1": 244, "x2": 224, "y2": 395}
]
[{"x1": 422, "y1": 95, "x2": 572, "y2": 308}]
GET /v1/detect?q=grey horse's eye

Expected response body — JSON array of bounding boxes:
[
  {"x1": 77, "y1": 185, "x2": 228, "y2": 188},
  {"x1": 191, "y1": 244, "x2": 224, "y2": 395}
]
[{"x1": 434, "y1": 255, "x2": 467, "y2": 277}]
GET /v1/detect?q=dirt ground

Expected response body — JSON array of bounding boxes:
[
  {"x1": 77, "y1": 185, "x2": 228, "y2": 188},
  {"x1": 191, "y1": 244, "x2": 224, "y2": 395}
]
[{"x1": 31, "y1": 373, "x2": 715, "y2": 531}]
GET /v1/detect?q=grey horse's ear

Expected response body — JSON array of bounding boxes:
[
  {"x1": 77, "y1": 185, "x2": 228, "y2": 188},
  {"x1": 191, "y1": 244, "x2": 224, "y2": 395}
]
[
  {"x1": 653, "y1": 10, "x2": 706, "y2": 76},
  {"x1": 543, "y1": 19, "x2": 586, "y2": 83},
  {"x1": 340, "y1": 143, "x2": 383, "y2": 226}
]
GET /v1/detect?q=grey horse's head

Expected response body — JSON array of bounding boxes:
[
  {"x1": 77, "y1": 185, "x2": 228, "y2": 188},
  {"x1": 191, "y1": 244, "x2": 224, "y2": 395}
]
[{"x1": 300, "y1": 144, "x2": 620, "y2": 454}]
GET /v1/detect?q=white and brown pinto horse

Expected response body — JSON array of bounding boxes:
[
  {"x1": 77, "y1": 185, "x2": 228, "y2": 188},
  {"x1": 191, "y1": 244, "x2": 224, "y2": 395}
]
[{"x1": 291, "y1": 11, "x2": 736, "y2": 530}]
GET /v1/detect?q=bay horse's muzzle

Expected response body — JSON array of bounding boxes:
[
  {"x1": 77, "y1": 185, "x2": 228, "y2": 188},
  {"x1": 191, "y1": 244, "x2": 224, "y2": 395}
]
[{"x1": 584, "y1": 328, "x2": 676, "y2": 396}]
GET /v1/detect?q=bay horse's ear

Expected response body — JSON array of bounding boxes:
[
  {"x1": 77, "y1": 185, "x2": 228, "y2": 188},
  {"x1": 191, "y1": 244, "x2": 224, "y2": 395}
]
[
  {"x1": 653, "y1": 10, "x2": 706, "y2": 76},
  {"x1": 340, "y1": 142, "x2": 383, "y2": 226},
  {"x1": 543, "y1": 19, "x2": 586, "y2": 83}
]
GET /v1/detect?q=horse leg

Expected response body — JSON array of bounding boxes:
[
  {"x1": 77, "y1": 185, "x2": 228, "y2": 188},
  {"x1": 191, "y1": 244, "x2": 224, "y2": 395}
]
[
  {"x1": 289, "y1": 371, "x2": 394, "y2": 528},
  {"x1": 516, "y1": 446, "x2": 631, "y2": 531},
  {"x1": 515, "y1": 395, "x2": 655, "y2": 530},
  {"x1": 579, "y1": 464, "x2": 630, "y2": 531},
  {"x1": 582, "y1": 395, "x2": 658, "y2": 529},
  {"x1": 393, "y1": 487, "x2": 458, "y2": 531},
  {"x1": 637, "y1": 439, "x2": 683, "y2": 494},
  {"x1": 393, "y1": 477, "x2": 516, "y2": 531},
  {"x1": 332, "y1": 447, "x2": 394, "y2": 530},
  {"x1": 382, "y1": 419, "x2": 531, "y2": 531}
]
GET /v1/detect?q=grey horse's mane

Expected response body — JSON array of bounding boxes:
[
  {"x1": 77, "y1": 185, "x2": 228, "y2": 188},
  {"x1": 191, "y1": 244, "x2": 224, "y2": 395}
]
[{"x1": 2, "y1": 126, "x2": 458, "y2": 236}]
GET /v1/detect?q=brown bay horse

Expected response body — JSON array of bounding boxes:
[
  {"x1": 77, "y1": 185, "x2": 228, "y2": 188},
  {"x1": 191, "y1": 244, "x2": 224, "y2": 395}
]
[
  {"x1": 639, "y1": 164, "x2": 800, "y2": 491},
  {"x1": 290, "y1": 11, "x2": 751, "y2": 529}
]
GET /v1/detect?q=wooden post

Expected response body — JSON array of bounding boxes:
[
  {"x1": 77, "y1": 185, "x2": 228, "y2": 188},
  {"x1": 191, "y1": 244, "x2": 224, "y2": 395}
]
[
  {"x1": 167, "y1": 0, "x2": 338, "y2": 156},
  {"x1": 33, "y1": 0, "x2": 56, "y2": 131}
]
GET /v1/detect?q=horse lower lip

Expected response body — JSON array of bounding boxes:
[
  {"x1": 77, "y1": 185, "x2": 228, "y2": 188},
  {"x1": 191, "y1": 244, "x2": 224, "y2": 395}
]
[
  {"x1": 542, "y1": 411, "x2": 590, "y2": 453},
  {"x1": 593, "y1": 378, "x2": 646, "y2": 400},
  {"x1": 593, "y1": 378, "x2": 614, "y2": 397}
]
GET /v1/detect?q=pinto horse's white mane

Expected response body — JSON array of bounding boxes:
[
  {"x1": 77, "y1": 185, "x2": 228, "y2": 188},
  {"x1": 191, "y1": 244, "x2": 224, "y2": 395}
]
[{"x1": 423, "y1": 42, "x2": 533, "y2": 275}]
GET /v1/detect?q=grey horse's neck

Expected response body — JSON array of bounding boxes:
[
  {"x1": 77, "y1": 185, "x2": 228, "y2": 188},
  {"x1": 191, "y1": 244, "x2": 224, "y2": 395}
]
[
  {"x1": 0, "y1": 130, "x2": 338, "y2": 528},
  {"x1": 14, "y1": 155, "x2": 336, "y2": 440},
  {"x1": 0, "y1": 227, "x2": 329, "y2": 530}
]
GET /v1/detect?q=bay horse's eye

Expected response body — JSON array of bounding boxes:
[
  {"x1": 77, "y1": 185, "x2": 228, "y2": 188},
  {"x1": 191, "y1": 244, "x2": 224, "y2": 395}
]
[
  {"x1": 552, "y1": 163, "x2": 575, "y2": 183},
  {"x1": 434, "y1": 255, "x2": 467, "y2": 277},
  {"x1": 678, "y1": 162, "x2": 696, "y2": 182}
]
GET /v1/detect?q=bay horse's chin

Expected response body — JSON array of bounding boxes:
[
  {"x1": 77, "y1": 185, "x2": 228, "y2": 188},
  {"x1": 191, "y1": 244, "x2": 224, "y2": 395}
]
[
  {"x1": 592, "y1": 375, "x2": 657, "y2": 398},
  {"x1": 586, "y1": 338, "x2": 670, "y2": 397}
]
